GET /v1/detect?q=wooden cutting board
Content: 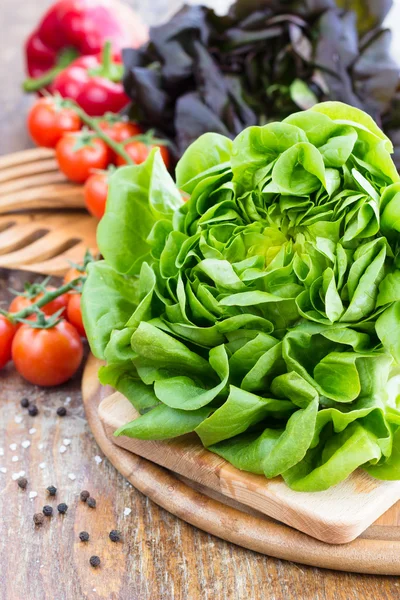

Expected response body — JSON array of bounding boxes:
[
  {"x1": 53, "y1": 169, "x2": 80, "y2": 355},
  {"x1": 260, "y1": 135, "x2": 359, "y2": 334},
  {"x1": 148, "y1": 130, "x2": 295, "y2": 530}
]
[
  {"x1": 0, "y1": 148, "x2": 97, "y2": 275},
  {"x1": 82, "y1": 354, "x2": 400, "y2": 574}
]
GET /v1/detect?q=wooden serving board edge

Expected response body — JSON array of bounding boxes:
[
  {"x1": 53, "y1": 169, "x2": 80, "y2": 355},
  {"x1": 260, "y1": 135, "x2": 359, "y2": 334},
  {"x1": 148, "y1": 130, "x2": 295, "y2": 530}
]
[
  {"x1": 99, "y1": 391, "x2": 400, "y2": 545},
  {"x1": 81, "y1": 354, "x2": 400, "y2": 575}
]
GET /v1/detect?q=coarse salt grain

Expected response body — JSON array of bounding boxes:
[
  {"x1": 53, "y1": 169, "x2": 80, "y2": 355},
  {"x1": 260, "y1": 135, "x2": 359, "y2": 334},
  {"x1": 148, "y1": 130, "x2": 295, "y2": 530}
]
[
  {"x1": 0, "y1": 448, "x2": 3, "y2": 457},
  {"x1": 0, "y1": 468, "x2": 7, "y2": 474},
  {"x1": 59, "y1": 445, "x2": 67, "y2": 454},
  {"x1": 68, "y1": 473, "x2": 76, "y2": 481},
  {"x1": 14, "y1": 415, "x2": 23, "y2": 424},
  {"x1": 21, "y1": 440, "x2": 31, "y2": 449},
  {"x1": 63, "y1": 439, "x2": 71, "y2": 446},
  {"x1": 12, "y1": 471, "x2": 25, "y2": 481},
  {"x1": 39, "y1": 462, "x2": 46, "y2": 470},
  {"x1": 38, "y1": 443, "x2": 44, "y2": 450},
  {"x1": 94, "y1": 455, "x2": 102, "y2": 465},
  {"x1": 123, "y1": 508, "x2": 131, "y2": 517},
  {"x1": 11, "y1": 456, "x2": 19, "y2": 463},
  {"x1": 9, "y1": 443, "x2": 17, "y2": 451},
  {"x1": 29, "y1": 491, "x2": 37, "y2": 499},
  {"x1": 29, "y1": 428, "x2": 36, "y2": 435},
  {"x1": 65, "y1": 396, "x2": 72, "y2": 405}
]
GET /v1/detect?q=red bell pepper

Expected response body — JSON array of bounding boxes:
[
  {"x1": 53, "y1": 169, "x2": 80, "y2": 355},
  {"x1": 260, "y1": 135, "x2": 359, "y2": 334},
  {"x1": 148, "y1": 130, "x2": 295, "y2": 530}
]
[
  {"x1": 51, "y1": 41, "x2": 129, "y2": 115},
  {"x1": 24, "y1": 0, "x2": 148, "y2": 93}
]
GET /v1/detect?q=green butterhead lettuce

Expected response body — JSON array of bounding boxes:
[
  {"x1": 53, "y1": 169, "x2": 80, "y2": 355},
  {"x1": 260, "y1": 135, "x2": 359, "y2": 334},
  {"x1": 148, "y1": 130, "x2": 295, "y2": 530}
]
[{"x1": 83, "y1": 101, "x2": 400, "y2": 491}]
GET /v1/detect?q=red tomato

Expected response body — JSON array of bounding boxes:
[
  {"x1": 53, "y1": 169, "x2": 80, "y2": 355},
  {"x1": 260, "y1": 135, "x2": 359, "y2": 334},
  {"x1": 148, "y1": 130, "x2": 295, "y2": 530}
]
[
  {"x1": 84, "y1": 172, "x2": 109, "y2": 219},
  {"x1": 63, "y1": 267, "x2": 85, "y2": 286},
  {"x1": 67, "y1": 293, "x2": 86, "y2": 337},
  {"x1": 12, "y1": 320, "x2": 83, "y2": 387},
  {"x1": 9, "y1": 287, "x2": 69, "y2": 318},
  {"x1": 0, "y1": 315, "x2": 17, "y2": 369},
  {"x1": 98, "y1": 120, "x2": 143, "y2": 162},
  {"x1": 98, "y1": 120, "x2": 142, "y2": 144},
  {"x1": 56, "y1": 132, "x2": 111, "y2": 183},
  {"x1": 116, "y1": 141, "x2": 170, "y2": 169},
  {"x1": 27, "y1": 98, "x2": 81, "y2": 148}
]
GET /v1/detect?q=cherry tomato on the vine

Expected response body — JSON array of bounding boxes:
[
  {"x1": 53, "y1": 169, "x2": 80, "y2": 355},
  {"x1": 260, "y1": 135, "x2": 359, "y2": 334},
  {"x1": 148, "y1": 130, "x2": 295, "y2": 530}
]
[
  {"x1": 67, "y1": 293, "x2": 86, "y2": 337},
  {"x1": 12, "y1": 320, "x2": 83, "y2": 387},
  {"x1": 98, "y1": 119, "x2": 142, "y2": 144},
  {"x1": 27, "y1": 98, "x2": 81, "y2": 148},
  {"x1": 9, "y1": 286, "x2": 69, "y2": 318},
  {"x1": 56, "y1": 132, "x2": 111, "y2": 183},
  {"x1": 64, "y1": 267, "x2": 85, "y2": 286},
  {"x1": 0, "y1": 315, "x2": 17, "y2": 369},
  {"x1": 116, "y1": 141, "x2": 170, "y2": 169},
  {"x1": 84, "y1": 171, "x2": 109, "y2": 219}
]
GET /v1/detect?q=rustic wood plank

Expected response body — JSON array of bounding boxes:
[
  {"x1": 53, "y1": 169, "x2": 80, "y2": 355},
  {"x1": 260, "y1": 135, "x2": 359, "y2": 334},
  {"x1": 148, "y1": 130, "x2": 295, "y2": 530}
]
[{"x1": 2, "y1": 0, "x2": 400, "y2": 597}]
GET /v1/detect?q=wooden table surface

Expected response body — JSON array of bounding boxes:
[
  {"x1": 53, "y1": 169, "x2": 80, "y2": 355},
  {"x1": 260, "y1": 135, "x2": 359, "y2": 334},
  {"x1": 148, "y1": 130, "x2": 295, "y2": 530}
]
[{"x1": 1, "y1": 1, "x2": 400, "y2": 599}]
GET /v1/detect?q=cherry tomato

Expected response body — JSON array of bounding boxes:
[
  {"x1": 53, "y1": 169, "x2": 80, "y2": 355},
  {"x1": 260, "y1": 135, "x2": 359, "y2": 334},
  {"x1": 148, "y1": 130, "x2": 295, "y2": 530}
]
[
  {"x1": 116, "y1": 141, "x2": 170, "y2": 169},
  {"x1": 64, "y1": 267, "x2": 85, "y2": 285},
  {"x1": 56, "y1": 132, "x2": 111, "y2": 183},
  {"x1": 98, "y1": 120, "x2": 143, "y2": 163},
  {"x1": 0, "y1": 315, "x2": 17, "y2": 369},
  {"x1": 9, "y1": 287, "x2": 69, "y2": 318},
  {"x1": 98, "y1": 120, "x2": 142, "y2": 144},
  {"x1": 84, "y1": 172, "x2": 109, "y2": 219},
  {"x1": 27, "y1": 98, "x2": 81, "y2": 148},
  {"x1": 12, "y1": 320, "x2": 83, "y2": 387},
  {"x1": 67, "y1": 293, "x2": 86, "y2": 337}
]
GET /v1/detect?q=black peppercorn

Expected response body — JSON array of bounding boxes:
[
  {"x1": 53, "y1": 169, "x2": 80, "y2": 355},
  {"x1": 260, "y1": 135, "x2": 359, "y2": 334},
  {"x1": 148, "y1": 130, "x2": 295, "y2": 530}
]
[
  {"x1": 89, "y1": 556, "x2": 101, "y2": 568},
  {"x1": 79, "y1": 531, "x2": 90, "y2": 542},
  {"x1": 20, "y1": 397, "x2": 30, "y2": 408},
  {"x1": 33, "y1": 513, "x2": 44, "y2": 526},
  {"x1": 43, "y1": 505, "x2": 53, "y2": 517},
  {"x1": 80, "y1": 490, "x2": 90, "y2": 502},
  {"x1": 57, "y1": 503, "x2": 68, "y2": 514},
  {"x1": 109, "y1": 530, "x2": 121, "y2": 543},
  {"x1": 28, "y1": 405, "x2": 39, "y2": 417},
  {"x1": 56, "y1": 406, "x2": 67, "y2": 417},
  {"x1": 47, "y1": 485, "x2": 57, "y2": 496},
  {"x1": 17, "y1": 476, "x2": 28, "y2": 489},
  {"x1": 87, "y1": 497, "x2": 96, "y2": 509}
]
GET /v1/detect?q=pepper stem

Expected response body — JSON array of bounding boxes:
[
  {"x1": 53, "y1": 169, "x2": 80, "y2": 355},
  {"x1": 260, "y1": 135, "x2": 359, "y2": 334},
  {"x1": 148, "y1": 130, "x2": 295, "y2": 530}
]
[
  {"x1": 23, "y1": 47, "x2": 79, "y2": 93},
  {"x1": 87, "y1": 40, "x2": 123, "y2": 83}
]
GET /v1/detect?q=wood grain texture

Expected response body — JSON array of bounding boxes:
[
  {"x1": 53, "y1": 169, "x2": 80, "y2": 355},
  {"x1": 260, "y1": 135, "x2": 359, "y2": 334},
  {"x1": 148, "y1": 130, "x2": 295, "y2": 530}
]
[
  {"x1": 2, "y1": 0, "x2": 400, "y2": 597},
  {"x1": 98, "y1": 390, "x2": 400, "y2": 545},
  {"x1": 0, "y1": 148, "x2": 85, "y2": 214},
  {"x1": 1, "y1": 273, "x2": 397, "y2": 600},
  {"x1": 0, "y1": 211, "x2": 97, "y2": 275},
  {"x1": 80, "y1": 356, "x2": 400, "y2": 574}
]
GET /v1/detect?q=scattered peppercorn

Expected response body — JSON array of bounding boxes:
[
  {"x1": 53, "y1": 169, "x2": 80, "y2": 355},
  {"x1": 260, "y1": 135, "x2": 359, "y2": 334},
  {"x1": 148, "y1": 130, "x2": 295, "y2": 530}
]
[
  {"x1": 56, "y1": 406, "x2": 67, "y2": 417},
  {"x1": 28, "y1": 405, "x2": 39, "y2": 417},
  {"x1": 87, "y1": 497, "x2": 96, "y2": 509},
  {"x1": 57, "y1": 503, "x2": 68, "y2": 514},
  {"x1": 79, "y1": 531, "x2": 90, "y2": 542},
  {"x1": 17, "y1": 476, "x2": 28, "y2": 489},
  {"x1": 80, "y1": 490, "x2": 90, "y2": 502},
  {"x1": 33, "y1": 513, "x2": 44, "y2": 526},
  {"x1": 89, "y1": 556, "x2": 101, "y2": 568},
  {"x1": 43, "y1": 505, "x2": 53, "y2": 517},
  {"x1": 47, "y1": 485, "x2": 57, "y2": 496},
  {"x1": 109, "y1": 530, "x2": 121, "y2": 543},
  {"x1": 20, "y1": 397, "x2": 30, "y2": 408}
]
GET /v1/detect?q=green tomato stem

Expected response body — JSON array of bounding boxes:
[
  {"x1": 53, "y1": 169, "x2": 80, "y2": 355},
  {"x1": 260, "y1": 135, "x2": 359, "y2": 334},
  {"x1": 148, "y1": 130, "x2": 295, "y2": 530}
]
[
  {"x1": 64, "y1": 101, "x2": 134, "y2": 165},
  {"x1": 5, "y1": 277, "x2": 85, "y2": 323}
]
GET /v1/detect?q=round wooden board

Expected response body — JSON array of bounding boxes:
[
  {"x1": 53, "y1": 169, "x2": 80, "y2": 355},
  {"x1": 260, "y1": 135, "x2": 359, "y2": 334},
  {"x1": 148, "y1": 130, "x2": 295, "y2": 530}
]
[{"x1": 82, "y1": 354, "x2": 400, "y2": 575}]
